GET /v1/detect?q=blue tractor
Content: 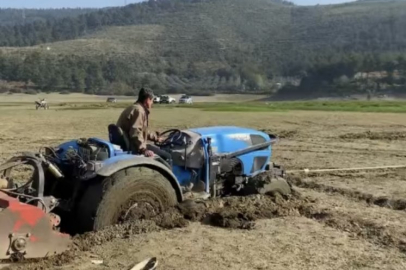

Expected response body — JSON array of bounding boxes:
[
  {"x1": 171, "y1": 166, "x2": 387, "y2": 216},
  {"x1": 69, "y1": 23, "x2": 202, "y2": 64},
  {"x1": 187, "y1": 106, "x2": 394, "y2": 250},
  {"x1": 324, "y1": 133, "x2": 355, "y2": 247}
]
[{"x1": 0, "y1": 125, "x2": 292, "y2": 236}]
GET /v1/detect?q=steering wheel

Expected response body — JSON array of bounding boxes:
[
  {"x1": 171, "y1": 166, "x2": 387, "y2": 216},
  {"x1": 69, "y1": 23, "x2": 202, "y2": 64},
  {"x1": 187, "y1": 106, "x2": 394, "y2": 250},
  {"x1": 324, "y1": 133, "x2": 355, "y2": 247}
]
[{"x1": 155, "y1": 129, "x2": 183, "y2": 147}]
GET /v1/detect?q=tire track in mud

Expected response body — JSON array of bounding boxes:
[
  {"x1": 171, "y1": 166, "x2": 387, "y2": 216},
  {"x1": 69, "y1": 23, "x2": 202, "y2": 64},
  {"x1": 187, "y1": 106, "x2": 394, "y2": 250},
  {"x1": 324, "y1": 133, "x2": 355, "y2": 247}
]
[
  {"x1": 339, "y1": 131, "x2": 406, "y2": 141},
  {"x1": 297, "y1": 201, "x2": 406, "y2": 253},
  {"x1": 289, "y1": 176, "x2": 406, "y2": 212},
  {"x1": 279, "y1": 145, "x2": 406, "y2": 158}
]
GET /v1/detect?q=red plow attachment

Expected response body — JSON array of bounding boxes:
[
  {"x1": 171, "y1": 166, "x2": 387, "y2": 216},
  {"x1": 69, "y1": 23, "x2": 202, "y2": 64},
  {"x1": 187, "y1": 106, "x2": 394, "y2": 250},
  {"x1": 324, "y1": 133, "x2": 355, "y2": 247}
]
[{"x1": 0, "y1": 192, "x2": 71, "y2": 260}]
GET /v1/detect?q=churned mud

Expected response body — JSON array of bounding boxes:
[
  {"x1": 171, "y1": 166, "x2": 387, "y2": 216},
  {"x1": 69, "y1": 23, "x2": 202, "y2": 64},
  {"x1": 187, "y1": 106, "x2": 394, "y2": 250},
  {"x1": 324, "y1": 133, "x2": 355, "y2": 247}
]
[
  {"x1": 290, "y1": 176, "x2": 406, "y2": 211},
  {"x1": 5, "y1": 193, "x2": 307, "y2": 270},
  {"x1": 340, "y1": 131, "x2": 406, "y2": 140},
  {"x1": 299, "y1": 204, "x2": 406, "y2": 252},
  {"x1": 260, "y1": 129, "x2": 299, "y2": 139},
  {"x1": 297, "y1": 190, "x2": 406, "y2": 254},
  {"x1": 200, "y1": 193, "x2": 304, "y2": 229}
]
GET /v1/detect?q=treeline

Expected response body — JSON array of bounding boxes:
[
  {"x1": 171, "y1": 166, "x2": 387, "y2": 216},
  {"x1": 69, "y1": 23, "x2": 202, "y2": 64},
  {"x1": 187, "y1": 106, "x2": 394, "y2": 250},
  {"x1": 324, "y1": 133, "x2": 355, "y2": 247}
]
[
  {"x1": 1, "y1": 49, "x2": 405, "y2": 97},
  {"x1": 0, "y1": 8, "x2": 95, "y2": 26},
  {"x1": 275, "y1": 53, "x2": 406, "y2": 99},
  {"x1": 0, "y1": 50, "x2": 279, "y2": 95},
  {"x1": 0, "y1": 52, "x2": 139, "y2": 95}
]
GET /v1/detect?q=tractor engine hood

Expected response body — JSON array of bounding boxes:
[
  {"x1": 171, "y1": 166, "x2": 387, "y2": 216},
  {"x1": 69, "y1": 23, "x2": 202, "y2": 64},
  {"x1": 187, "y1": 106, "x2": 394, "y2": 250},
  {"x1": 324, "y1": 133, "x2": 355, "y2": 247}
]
[
  {"x1": 188, "y1": 126, "x2": 273, "y2": 155},
  {"x1": 187, "y1": 126, "x2": 275, "y2": 176}
]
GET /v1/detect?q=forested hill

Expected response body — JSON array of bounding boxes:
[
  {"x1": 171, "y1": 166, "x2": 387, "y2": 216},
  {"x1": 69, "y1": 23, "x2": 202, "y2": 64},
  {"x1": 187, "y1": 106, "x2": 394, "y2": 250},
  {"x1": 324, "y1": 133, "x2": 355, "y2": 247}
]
[
  {"x1": 357, "y1": 0, "x2": 404, "y2": 2},
  {"x1": 0, "y1": 0, "x2": 405, "y2": 97},
  {"x1": 0, "y1": 8, "x2": 96, "y2": 26},
  {"x1": 0, "y1": 0, "x2": 295, "y2": 47}
]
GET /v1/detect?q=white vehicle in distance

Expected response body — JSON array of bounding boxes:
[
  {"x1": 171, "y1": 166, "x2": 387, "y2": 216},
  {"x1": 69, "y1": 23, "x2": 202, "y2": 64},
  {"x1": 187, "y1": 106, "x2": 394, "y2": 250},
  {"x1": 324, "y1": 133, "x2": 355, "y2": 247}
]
[
  {"x1": 153, "y1": 95, "x2": 161, "y2": 103},
  {"x1": 160, "y1": 95, "x2": 176, "y2": 104},
  {"x1": 179, "y1": 94, "x2": 193, "y2": 104}
]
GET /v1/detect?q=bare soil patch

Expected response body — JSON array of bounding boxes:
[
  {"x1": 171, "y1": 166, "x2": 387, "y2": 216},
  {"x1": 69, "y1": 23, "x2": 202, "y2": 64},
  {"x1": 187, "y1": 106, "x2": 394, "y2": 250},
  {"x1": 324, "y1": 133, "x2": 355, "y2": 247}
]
[
  {"x1": 340, "y1": 130, "x2": 406, "y2": 140},
  {"x1": 290, "y1": 175, "x2": 406, "y2": 211},
  {"x1": 297, "y1": 188, "x2": 406, "y2": 254}
]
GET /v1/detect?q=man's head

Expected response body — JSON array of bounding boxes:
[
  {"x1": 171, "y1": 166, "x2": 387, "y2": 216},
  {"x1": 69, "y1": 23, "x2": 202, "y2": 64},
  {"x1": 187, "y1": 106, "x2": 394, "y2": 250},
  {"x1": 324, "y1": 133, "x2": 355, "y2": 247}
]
[{"x1": 136, "y1": 87, "x2": 154, "y2": 110}]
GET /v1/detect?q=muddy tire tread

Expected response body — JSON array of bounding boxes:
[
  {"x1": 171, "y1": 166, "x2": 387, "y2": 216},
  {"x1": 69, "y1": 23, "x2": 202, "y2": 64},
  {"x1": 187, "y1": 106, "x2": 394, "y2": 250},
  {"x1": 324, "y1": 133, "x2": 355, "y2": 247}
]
[{"x1": 76, "y1": 166, "x2": 177, "y2": 233}]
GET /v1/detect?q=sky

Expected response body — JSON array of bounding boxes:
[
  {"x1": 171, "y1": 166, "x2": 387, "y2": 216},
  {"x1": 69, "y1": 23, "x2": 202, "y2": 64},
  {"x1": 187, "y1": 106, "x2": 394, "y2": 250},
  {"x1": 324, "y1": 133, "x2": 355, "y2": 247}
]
[{"x1": 0, "y1": 0, "x2": 356, "y2": 9}]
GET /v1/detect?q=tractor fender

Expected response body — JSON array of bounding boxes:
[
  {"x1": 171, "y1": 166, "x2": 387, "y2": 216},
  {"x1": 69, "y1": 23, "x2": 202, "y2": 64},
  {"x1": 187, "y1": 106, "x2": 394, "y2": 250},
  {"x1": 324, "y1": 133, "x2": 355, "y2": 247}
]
[{"x1": 96, "y1": 156, "x2": 183, "y2": 202}]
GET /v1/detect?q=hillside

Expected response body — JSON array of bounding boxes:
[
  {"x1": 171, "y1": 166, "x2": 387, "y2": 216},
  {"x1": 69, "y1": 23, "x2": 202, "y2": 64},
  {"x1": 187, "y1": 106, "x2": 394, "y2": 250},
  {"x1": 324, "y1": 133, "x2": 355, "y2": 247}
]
[
  {"x1": 357, "y1": 0, "x2": 404, "y2": 2},
  {"x1": 0, "y1": 8, "x2": 96, "y2": 26},
  {"x1": 0, "y1": 0, "x2": 405, "y2": 96}
]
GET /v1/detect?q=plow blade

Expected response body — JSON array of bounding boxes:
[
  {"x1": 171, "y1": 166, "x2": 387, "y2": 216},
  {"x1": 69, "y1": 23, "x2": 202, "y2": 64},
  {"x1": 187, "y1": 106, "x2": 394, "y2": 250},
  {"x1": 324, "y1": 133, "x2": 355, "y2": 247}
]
[{"x1": 0, "y1": 193, "x2": 71, "y2": 260}]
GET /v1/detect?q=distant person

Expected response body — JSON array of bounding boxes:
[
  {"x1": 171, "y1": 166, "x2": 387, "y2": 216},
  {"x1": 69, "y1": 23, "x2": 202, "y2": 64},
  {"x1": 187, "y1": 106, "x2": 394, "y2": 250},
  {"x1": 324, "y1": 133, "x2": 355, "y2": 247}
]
[{"x1": 116, "y1": 87, "x2": 167, "y2": 159}]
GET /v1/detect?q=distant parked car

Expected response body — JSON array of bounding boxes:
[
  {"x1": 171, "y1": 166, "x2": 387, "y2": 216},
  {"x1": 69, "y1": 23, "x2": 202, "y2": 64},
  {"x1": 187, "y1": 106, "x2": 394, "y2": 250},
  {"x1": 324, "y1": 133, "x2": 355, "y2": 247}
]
[
  {"x1": 153, "y1": 95, "x2": 161, "y2": 103},
  {"x1": 179, "y1": 95, "x2": 193, "y2": 104},
  {"x1": 106, "y1": 97, "x2": 117, "y2": 103},
  {"x1": 160, "y1": 95, "x2": 176, "y2": 104}
]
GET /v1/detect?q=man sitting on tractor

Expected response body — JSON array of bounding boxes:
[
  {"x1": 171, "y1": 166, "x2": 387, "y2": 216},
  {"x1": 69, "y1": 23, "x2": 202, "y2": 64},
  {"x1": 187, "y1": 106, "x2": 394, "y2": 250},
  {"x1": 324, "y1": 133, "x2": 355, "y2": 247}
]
[{"x1": 116, "y1": 87, "x2": 169, "y2": 160}]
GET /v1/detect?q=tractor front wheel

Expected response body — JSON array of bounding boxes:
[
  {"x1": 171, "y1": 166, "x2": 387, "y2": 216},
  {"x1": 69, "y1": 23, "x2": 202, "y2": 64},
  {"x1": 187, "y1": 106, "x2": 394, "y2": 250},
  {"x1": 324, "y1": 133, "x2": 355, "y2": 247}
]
[
  {"x1": 258, "y1": 176, "x2": 292, "y2": 196},
  {"x1": 75, "y1": 166, "x2": 178, "y2": 233},
  {"x1": 241, "y1": 173, "x2": 292, "y2": 197}
]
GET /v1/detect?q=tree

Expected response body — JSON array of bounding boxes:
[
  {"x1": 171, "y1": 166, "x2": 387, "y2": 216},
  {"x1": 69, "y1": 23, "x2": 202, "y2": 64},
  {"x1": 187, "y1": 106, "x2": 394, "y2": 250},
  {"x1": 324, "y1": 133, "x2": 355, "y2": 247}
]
[
  {"x1": 71, "y1": 68, "x2": 86, "y2": 92},
  {"x1": 85, "y1": 62, "x2": 105, "y2": 94}
]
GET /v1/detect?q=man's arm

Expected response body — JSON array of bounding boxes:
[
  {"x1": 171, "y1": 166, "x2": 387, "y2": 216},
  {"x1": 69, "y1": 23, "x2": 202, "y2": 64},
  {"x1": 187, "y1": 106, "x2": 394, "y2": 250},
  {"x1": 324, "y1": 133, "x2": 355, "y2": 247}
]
[
  {"x1": 147, "y1": 130, "x2": 160, "y2": 142},
  {"x1": 128, "y1": 109, "x2": 147, "y2": 154}
]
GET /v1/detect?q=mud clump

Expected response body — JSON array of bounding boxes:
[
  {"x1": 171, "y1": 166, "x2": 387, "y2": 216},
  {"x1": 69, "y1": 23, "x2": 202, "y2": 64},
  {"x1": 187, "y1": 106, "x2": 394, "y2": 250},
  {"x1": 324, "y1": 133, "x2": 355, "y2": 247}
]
[
  {"x1": 260, "y1": 129, "x2": 299, "y2": 139},
  {"x1": 208, "y1": 212, "x2": 256, "y2": 229},
  {"x1": 152, "y1": 207, "x2": 189, "y2": 229},
  {"x1": 277, "y1": 130, "x2": 299, "y2": 139},
  {"x1": 201, "y1": 194, "x2": 304, "y2": 230},
  {"x1": 176, "y1": 199, "x2": 207, "y2": 221},
  {"x1": 340, "y1": 131, "x2": 406, "y2": 141}
]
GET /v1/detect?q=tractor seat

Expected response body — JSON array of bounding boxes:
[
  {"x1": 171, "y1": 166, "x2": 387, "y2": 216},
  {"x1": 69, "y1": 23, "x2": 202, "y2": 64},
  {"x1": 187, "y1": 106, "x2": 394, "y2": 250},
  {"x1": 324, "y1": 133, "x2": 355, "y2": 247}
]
[{"x1": 108, "y1": 124, "x2": 130, "y2": 152}]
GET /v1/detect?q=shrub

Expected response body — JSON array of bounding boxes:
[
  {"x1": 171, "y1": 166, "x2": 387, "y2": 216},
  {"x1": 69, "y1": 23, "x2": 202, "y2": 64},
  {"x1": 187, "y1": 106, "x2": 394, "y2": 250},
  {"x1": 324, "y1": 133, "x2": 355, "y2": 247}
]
[
  {"x1": 24, "y1": 89, "x2": 38, "y2": 95},
  {"x1": 124, "y1": 91, "x2": 136, "y2": 97},
  {"x1": 9, "y1": 88, "x2": 22, "y2": 94}
]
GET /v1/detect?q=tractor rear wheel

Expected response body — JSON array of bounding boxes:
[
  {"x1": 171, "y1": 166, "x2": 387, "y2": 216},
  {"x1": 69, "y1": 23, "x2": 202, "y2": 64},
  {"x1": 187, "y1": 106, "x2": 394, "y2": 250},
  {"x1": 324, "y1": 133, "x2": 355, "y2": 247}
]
[{"x1": 75, "y1": 166, "x2": 178, "y2": 233}]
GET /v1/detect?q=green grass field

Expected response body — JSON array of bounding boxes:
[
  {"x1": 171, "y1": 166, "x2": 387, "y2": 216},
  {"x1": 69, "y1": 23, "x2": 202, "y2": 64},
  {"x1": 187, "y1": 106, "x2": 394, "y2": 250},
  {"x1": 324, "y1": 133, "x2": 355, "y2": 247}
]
[
  {"x1": 185, "y1": 100, "x2": 406, "y2": 113},
  {"x1": 2, "y1": 92, "x2": 406, "y2": 113},
  {"x1": 47, "y1": 100, "x2": 406, "y2": 113}
]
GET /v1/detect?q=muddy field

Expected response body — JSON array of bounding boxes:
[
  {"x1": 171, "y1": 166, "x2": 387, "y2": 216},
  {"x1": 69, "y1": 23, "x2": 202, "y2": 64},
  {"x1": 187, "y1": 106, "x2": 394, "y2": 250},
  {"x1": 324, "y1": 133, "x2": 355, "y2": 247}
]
[{"x1": 1, "y1": 101, "x2": 406, "y2": 270}]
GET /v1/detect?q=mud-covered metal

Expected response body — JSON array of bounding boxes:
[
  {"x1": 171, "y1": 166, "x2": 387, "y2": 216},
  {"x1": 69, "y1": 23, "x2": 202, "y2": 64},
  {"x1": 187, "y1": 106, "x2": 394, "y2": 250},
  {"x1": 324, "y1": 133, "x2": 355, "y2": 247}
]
[
  {"x1": 0, "y1": 192, "x2": 71, "y2": 260},
  {"x1": 1, "y1": 153, "x2": 45, "y2": 201}
]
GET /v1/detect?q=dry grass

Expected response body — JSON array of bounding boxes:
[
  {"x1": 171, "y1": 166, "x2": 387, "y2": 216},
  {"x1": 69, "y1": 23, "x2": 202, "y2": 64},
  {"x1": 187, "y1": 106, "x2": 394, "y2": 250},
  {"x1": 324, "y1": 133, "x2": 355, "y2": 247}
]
[{"x1": 2, "y1": 97, "x2": 406, "y2": 269}]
